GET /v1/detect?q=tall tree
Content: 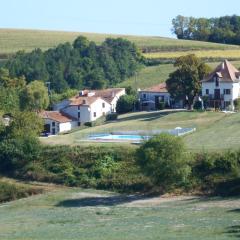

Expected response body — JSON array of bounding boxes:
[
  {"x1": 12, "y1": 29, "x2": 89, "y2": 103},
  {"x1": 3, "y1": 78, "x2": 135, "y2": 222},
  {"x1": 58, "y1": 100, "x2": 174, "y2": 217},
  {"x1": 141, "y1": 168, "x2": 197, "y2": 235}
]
[
  {"x1": 166, "y1": 54, "x2": 211, "y2": 109},
  {"x1": 20, "y1": 81, "x2": 49, "y2": 111}
]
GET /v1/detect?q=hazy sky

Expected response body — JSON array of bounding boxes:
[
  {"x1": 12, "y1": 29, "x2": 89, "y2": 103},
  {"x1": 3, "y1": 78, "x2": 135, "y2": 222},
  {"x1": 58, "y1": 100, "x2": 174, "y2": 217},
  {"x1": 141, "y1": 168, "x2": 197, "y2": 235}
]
[{"x1": 1, "y1": 0, "x2": 240, "y2": 37}]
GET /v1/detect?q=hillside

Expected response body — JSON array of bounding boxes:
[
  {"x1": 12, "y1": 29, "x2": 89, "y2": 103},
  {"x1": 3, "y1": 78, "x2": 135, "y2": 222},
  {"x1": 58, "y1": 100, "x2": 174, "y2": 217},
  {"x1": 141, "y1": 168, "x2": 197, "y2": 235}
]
[
  {"x1": 41, "y1": 110, "x2": 240, "y2": 151},
  {"x1": 119, "y1": 60, "x2": 240, "y2": 89},
  {"x1": 1, "y1": 185, "x2": 239, "y2": 240},
  {"x1": 0, "y1": 28, "x2": 240, "y2": 57}
]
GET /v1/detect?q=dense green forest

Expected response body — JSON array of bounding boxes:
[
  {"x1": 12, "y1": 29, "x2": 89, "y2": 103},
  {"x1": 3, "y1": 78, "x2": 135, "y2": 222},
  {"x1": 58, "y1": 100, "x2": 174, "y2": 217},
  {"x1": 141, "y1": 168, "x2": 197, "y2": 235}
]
[
  {"x1": 172, "y1": 15, "x2": 240, "y2": 44},
  {"x1": 4, "y1": 36, "x2": 142, "y2": 93}
]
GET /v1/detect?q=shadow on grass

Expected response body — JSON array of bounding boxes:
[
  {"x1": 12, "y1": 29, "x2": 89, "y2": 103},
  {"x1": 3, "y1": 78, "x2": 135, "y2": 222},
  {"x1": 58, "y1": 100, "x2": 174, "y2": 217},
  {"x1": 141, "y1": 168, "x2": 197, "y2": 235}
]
[
  {"x1": 224, "y1": 225, "x2": 240, "y2": 238},
  {"x1": 117, "y1": 110, "x2": 182, "y2": 123},
  {"x1": 56, "y1": 194, "x2": 149, "y2": 208}
]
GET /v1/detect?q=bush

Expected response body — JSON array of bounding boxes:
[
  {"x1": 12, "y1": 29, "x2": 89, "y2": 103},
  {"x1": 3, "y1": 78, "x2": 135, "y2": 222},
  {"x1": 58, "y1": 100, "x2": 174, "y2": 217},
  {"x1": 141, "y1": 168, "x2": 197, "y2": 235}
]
[
  {"x1": 0, "y1": 181, "x2": 43, "y2": 203},
  {"x1": 116, "y1": 95, "x2": 137, "y2": 114},
  {"x1": 193, "y1": 100, "x2": 203, "y2": 110},
  {"x1": 156, "y1": 101, "x2": 165, "y2": 110},
  {"x1": 106, "y1": 113, "x2": 118, "y2": 121},
  {"x1": 234, "y1": 98, "x2": 240, "y2": 111},
  {"x1": 136, "y1": 133, "x2": 190, "y2": 191}
]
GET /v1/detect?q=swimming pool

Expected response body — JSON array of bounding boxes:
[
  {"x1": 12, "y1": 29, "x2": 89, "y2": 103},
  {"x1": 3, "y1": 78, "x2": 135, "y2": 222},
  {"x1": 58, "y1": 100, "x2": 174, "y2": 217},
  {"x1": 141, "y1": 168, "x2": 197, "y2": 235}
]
[
  {"x1": 89, "y1": 134, "x2": 150, "y2": 141},
  {"x1": 88, "y1": 128, "x2": 196, "y2": 142}
]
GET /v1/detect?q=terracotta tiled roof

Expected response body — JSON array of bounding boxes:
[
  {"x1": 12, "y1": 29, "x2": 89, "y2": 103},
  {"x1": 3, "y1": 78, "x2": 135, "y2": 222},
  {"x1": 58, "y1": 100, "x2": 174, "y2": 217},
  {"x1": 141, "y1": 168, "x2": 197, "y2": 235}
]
[
  {"x1": 39, "y1": 111, "x2": 75, "y2": 123},
  {"x1": 69, "y1": 96, "x2": 100, "y2": 106},
  {"x1": 202, "y1": 60, "x2": 240, "y2": 83},
  {"x1": 141, "y1": 83, "x2": 168, "y2": 93},
  {"x1": 73, "y1": 88, "x2": 125, "y2": 104},
  {"x1": 89, "y1": 88, "x2": 125, "y2": 104}
]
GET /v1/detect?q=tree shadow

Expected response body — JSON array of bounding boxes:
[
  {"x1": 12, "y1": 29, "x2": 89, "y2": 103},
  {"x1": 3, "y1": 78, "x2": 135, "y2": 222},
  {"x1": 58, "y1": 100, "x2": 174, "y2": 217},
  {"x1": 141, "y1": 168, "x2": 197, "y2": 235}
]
[
  {"x1": 117, "y1": 110, "x2": 181, "y2": 123},
  {"x1": 224, "y1": 225, "x2": 240, "y2": 238},
  {"x1": 56, "y1": 194, "x2": 149, "y2": 208}
]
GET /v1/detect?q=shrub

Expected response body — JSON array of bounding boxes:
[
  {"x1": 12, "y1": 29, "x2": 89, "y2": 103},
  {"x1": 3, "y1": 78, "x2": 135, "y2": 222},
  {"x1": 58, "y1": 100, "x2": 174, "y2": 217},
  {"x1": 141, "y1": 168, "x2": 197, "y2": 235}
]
[
  {"x1": 136, "y1": 133, "x2": 190, "y2": 190},
  {"x1": 106, "y1": 113, "x2": 118, "y2": 121},
  {"x1": 156, "y1": 101, "x2": 165, "y2": 110},
  {"x1": 116, "y1": 95, "x2": 137, "y2": 114},
  {"x1": 193, "y1": 100, "x2": 203, "y2": 110},
  {"x1": 234, "y1": 98, "x2": 240, "y2": 111}
]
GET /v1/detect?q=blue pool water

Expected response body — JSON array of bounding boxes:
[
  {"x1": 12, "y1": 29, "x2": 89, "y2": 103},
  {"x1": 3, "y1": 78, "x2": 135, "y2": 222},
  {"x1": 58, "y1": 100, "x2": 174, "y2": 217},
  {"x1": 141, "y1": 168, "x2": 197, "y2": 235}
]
[{"x1": 89, "y1": 134, "x2": 150, "y2": 141}]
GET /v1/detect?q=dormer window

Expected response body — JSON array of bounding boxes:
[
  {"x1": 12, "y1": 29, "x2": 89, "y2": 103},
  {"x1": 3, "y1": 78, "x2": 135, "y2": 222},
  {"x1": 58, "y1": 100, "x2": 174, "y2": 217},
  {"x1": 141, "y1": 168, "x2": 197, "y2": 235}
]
[{"x1": 82, "y1": 100, "x2": 86, "y2": 104}]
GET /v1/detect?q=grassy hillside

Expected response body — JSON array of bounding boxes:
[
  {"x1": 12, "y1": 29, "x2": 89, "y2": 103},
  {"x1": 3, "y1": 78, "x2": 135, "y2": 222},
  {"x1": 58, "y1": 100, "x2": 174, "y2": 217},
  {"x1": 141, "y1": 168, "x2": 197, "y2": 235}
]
[
  {"x1": 41, "y1": 110, "x2": 240, "y2": 151},
  {"x1": 1, "y1": 28, "x2": 240, "y2": 56},
  {"x1": 0, "y1": 186, "x2": 239, "y2": 239},
  {"x1": 119, "y1": 61, "x2": 240, "y2": 89}
]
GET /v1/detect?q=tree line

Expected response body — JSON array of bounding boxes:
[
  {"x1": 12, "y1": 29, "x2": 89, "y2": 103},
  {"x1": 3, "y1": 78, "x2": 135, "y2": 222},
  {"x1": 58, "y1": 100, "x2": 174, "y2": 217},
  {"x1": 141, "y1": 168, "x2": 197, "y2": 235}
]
[
  {"x1": 172, "y1": 15, "x2": 240, "y2": 44},
  {"x1": 5, "y1": 36, "x2": 142, "y2": 93}
]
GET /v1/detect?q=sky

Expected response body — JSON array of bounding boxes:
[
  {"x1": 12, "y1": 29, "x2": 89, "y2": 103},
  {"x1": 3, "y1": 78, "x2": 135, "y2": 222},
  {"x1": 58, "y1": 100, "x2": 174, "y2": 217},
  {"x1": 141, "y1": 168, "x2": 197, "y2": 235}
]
[{"x1": 1, "y1": 0, "x2": 240, "y2": 37}]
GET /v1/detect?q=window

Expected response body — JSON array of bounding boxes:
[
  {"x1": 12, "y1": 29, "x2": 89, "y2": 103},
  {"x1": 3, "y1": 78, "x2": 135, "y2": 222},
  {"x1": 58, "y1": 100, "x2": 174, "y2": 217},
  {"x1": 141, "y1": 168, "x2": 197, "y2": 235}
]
[
  {"x1": 206, "y1": 89, "x2": 209, "y2": 95},
  {"x1": 224, "y1": 89, "x2": 231, "y2": 95},
  {"x1": 78, "y1": 106, "x2": 80, "y2": 110},
  {"x1": 143, "y1": 94, "x2": 146, "y2": 99},
  {"x1": 78, "y1": 112, "x2": 80, "y2": 118},
  {"x1": 102, "y1": 102, "x2": 105, "y2": 108},
  {"x1": 78, "y1": 122, "x2": 81, "y2": 126},
  {"x1": 82, "y1": 100, "x2": 86, "y2": 104},
  {"x1": 94, "y1": 112, "x2": 96, "y2": 117},
  {"x1": 52, "y1": 122, "x2": 55, "y2": 127}
]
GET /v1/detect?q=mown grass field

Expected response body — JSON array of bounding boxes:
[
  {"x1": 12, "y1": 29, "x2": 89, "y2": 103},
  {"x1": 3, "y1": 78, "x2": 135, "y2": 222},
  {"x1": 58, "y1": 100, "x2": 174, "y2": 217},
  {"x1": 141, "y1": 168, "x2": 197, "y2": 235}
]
[
  {"x1": 144, "y1": 49, "x2": 240, "y2": 60},
  {"x1": 1, "y1": 28, "x2": 240, "y2": 56},
  {"x1": 41, "y1": 110, "x2": 240, "y2": 151},
  {"x1": 0, "y1": 185, "x2": 240, "y2": 240}
]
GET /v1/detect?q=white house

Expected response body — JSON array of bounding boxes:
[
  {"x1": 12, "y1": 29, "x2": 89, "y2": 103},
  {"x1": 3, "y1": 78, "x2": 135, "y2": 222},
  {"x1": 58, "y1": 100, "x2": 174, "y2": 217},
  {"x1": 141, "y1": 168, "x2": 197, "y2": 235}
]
[
  {"x1": 201, "y1": 60, "x2": 240, "y2": 110},
  {"x1": 51, "y1": 88, "x2": 125, "y2": 129},
  {"x1": 138, "y1": 83, "x2": 174, "y2": 110},
  {"x1": 61, "y1": 95, "x2": 112, "y2": 126},
  {"x1": 39, "y1": 111, "x2": 78, "y2": 135}
]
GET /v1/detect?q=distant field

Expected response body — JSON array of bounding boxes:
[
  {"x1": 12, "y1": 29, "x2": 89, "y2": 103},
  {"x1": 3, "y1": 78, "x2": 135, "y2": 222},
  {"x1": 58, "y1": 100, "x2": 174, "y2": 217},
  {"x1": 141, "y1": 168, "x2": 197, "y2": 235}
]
[
  {"x1": 119, "y1": 61, "x2": 240, "y2": 89},
  {"x1": 0, "y1": 28, "x2": 240, "y2": 56},
  {"x1": 0, "y1": 185, "x2": 239, "y2": 240},
  {"x1": 41, "y1": 110, "x2": 240, "y2": 151},
  {"x1": 143, "y1": 49, "x2": 240, "y2": 60}
]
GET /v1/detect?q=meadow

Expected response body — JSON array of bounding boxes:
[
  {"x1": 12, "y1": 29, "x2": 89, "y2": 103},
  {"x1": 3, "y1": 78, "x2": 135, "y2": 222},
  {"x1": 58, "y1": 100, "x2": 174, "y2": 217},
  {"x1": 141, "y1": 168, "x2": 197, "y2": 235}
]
[
  {"x1": 0, "y1": 28, "x2": 240, "y2": 56},
  {"x1": 0, "y1": 185, "x2": 239, "y2": 240},
  {"x1": 41, "y1": 110, "x2": 240, "y2": 151}
]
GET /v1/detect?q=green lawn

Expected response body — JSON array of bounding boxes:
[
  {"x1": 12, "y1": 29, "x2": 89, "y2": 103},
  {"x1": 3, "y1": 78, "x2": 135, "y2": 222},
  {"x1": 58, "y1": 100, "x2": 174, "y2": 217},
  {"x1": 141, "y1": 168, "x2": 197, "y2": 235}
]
[
  {"x1": 1, "y1": 185, "x2": 240, "y2": 240},
  {"x1": 0, "y1": 28, "x2": 240, "y2": 56},
  {"x1": 119, "y1": 61, "x2": 240, "y2": 89},
  {"x1": 41, "y1": 110, "x2": 240, "y2": 151}
]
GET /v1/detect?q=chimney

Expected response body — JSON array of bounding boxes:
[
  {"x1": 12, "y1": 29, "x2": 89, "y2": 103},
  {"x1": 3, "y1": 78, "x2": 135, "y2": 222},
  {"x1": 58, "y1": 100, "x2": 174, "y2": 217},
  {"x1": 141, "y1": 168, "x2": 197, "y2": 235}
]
[
  {"x1": 79, "y1": 90, "x2": 84, "y2": 96},
  {"x1": 112, "y1": 91, "x2": 115, "y2": 98}
]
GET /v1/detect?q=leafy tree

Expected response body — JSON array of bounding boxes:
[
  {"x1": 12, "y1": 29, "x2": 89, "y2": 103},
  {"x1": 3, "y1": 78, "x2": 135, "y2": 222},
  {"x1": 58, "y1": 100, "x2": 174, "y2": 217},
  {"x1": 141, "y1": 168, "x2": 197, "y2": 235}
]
[
  {"x1": 5, "y1": 111, "x2": 43, "y2": 138},
  {"x1": 116, "y1": 95, "x2": 137, "y2": 114},
  {"x1": 172, "y1": 15, "x2": 240, "y2": 45},
  {"x1": 136, "y1": 133, "x2": 190, "y2": 190},
  {"x1": 20, "y1": 81, "x2": 49, "y2": 111},
  {"x1": 5, "y1": 36, "x2": 141, "y2": 93},
  {"x1": 166, "y1": 54, "x2": 211, "y2": 109}
]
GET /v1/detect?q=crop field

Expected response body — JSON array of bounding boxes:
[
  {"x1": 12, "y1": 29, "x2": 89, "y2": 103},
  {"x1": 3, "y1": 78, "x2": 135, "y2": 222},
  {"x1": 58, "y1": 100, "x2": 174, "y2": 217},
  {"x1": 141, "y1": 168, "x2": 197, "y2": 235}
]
[
  {"x1": 0, "y1": 28, "x2": 240, "y2": 56},
  {"x1": 41, "y1": 110, "x2": 240, "y2": 151},
  {"x1": 0, "y1": 185, "x2": 240, "y2": 240},
  {"x1": 143, "y1": 49, "x2": 240, "y2": 60}
]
